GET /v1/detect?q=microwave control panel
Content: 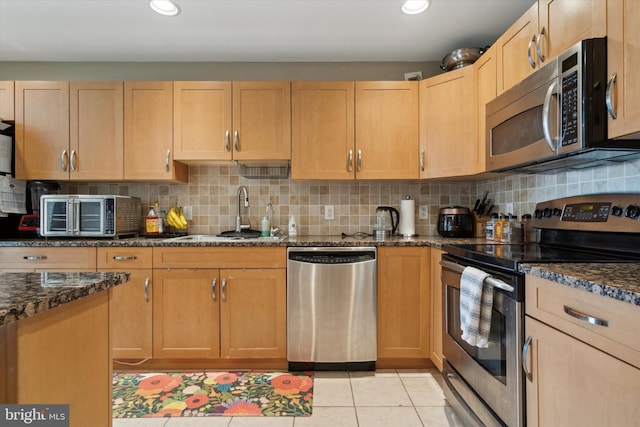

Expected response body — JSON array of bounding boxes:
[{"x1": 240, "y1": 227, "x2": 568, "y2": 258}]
[{"x1": 561, "y1": 70, "x2": 579, "y2": 147}]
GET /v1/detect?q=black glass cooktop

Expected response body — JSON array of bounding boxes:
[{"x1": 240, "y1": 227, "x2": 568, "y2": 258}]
[{"x1": 442, "y1": 242, "x2": 640, "y2": 272}]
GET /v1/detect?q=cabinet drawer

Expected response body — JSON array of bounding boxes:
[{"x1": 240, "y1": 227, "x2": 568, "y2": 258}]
[
  {"x1": 0, "y1": 247, "x2": 96, "y2": 271},
  {"x1": 97, "y1": 247, "x2": 152, "y2": 269},
  {"x1": 153, "y1": 247, "x2": 286, "y2": 269},
  {"x1": 526, "y1": 275, "x2": 640, "y2": 368}
]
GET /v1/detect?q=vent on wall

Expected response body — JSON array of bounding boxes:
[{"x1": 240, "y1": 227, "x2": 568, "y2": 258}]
[{"x1": 237, "y1": 163, "x2": 290, "y2": 179}]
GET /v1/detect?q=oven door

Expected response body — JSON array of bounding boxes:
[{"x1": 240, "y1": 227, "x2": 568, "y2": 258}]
[{"x1": 441, "y1": 257, "x2": 524, "y2": 427}]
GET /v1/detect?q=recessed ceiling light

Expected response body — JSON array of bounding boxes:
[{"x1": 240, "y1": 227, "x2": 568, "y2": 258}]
[
  {"x1": 402, "y1": 0, "x2": 430, "y2": 15},
  {"x1": 149, "y1": 0, "x2": 180, "y2": 16}
]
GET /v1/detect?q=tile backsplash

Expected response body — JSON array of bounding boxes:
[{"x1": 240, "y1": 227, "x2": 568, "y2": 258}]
[{"x1": 61, "y1": 158, "x2": 640, "y2": 236}]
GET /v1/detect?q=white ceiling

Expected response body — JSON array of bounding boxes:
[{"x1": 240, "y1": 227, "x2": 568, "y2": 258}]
[{"x1": 0, "y1": 0, "x2": 534, "y2": 63}]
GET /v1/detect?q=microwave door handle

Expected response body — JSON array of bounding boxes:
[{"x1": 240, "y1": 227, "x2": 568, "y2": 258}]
[
  {"x1": 72, "y1": 199, "x2": 80, "y2": 235},
  {"x1": 542, "y1": 80, "x2": 558, "y2": 153},
  {"x1": 66, "y1": 200, "x2": 74, "y2": 235}
]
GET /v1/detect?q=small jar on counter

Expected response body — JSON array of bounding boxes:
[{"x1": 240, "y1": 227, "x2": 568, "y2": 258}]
[
  {"x1": 485, "y1": 213, "x2": 499, "y2": 240},
  {"x1": 504, "y1": 214, "x2": 521, "y2": 243},
  {"x1": 521, "y1": 214, "x2": 539, "y2": 243},
  {"x1": 494, "y1": 214, "x2": 506, "y2": 242}
]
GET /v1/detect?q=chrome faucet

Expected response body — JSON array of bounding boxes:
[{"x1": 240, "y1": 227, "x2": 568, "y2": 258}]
[{"x1": 235, "y1": 186, "x2": 251, "y2": 232}]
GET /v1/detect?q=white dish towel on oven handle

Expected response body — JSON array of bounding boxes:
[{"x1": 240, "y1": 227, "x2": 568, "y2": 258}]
[{"x1": 460, "y1": 266, "x2": 493, "y2": 348}]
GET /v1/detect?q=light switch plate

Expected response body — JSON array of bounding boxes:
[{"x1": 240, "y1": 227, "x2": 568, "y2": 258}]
[
  {"x1": 325, "y1": 205, "x2": 334, "y2": 220},
  {"x1": 419, "y1": 205, "x2": 429, "y2": 219}
]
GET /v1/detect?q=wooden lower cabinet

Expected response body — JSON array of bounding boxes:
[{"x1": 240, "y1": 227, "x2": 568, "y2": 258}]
[
  {"x1": 0, "y1": 247, "x2": 97, "y2": 272},
  {"x1": 429, "y1": 248, "x2": 444, "y2": 371},
  {"x1": 525, "y1": 316, "x2": 640, "y2": 426},
  {"x1": 377, "y1": 246, "x2": 430, "y2": 366}
]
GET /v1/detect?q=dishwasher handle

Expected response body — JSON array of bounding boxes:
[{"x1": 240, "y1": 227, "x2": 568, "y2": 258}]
[{"x1": 288, "y1": 250, "x2": 376, "y2": 264}]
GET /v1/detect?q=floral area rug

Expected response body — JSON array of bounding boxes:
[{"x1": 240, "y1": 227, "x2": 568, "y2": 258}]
[{"x1": 113, "y1": 371, "x2": 313, "y2": 418}]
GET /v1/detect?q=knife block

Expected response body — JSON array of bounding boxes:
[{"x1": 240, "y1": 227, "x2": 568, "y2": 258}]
[{"x1": 472, "y1": 212, "x2": 488, "y2": 237}]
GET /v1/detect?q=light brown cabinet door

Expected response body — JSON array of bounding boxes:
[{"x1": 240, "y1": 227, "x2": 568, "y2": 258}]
[
  {"x1": 607, "y1": 0, "x2": 640, "y2": 139},
  {"x1": 420, "y1": 66, "x2": 476, "y2": 179},
  {"x1": 173, "y1": 81, "x2": 232, "y2": 161},
  {"x1": 355, "y1": 81, "x2": 419, "y2": 180},
  {"x1": 525, "y1": 316, "x2": 640, "y2": 427},
  {"x1": 232, "y1": 81, "x2": 291, "y2": 161},
  {"x1": 124, "y1": 81, "x2": 187, "y2": 182},
  {"x1": 219, "y1": 268, "x2": 287, "y2": 359},
  {"x1": 70, "y1": 81, "x2": 124, "y2": 180},
  {"x1": 429, "y1": 248, "x2": 444, "y2": 371},
  {"x1": 0, "y1": 80, "x2": 14, "y2": 121},
  {"x1": 15, "y1": 81, "x2": 70, "y2": 180},
  {"x1": 291, "y1": 81, "x2": 355, "y2": 180},
  {"x1": 377, "y1": 246, "x2": 430, "y2": 359},
  {"x1": 538, "y1": 0, "x2": 606, "y2": 63},
  {"x1": 108, "y1": 269, "x2": 153, "y2": 359},
  {"x1": 474, "y1": 45, "x2": 497, "y2": 174},
  {"x1": 0, "y1": 247, "x2": 97, "y2": 272},
  {"x1": 152, "y1": 269, "x2": 220, "y2": 359},
  {"x1": 496, "y1": 2, "x2": 539, "y2": 94}
]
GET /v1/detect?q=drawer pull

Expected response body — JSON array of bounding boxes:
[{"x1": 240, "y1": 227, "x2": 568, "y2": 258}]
[
  {"x1": 112, "y1": 255, "x2": 138, "y2": 261},
  {"x1": 563, "y1": 305, "x2": 609, "y2": 327},
  {"x1": 24, "y1": 256, "x2": 47, "y2": 261},
  {"x1": 144, "y1": 277, "x2": 150, "y2": 302}
]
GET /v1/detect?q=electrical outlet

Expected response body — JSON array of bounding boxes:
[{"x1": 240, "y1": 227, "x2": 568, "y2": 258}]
[
  {"x1": 419, "y1": 204, "x2": 429, "y2": 219},
  {"x1": 505, "y1": 203, "x2": 514, "y2": 215},
  {"x1": 325, "y1": 205, "x2": 334, "y2": 220}
]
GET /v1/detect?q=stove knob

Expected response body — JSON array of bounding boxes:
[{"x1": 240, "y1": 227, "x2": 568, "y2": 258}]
[
  {"x1": 543, "y1": 208, "x2": 553, "y2": 218},
  {"x1": 553, "y1": 208, "x2": 562, "y2": 216},
  {"x1": 625, "y1": 205, "x2": 640, "y2": 219},
  {"x1": 611, "y1": 206, "x2": 623, "y2": 217},
  {"x1": 534, "y1": 209, "x2": 543, "y2": 219}
]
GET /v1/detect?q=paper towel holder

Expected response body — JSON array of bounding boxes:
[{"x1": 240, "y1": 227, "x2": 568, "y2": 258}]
[{"x1": 400, "y1": 194, "x2": 417, "y2": 237}]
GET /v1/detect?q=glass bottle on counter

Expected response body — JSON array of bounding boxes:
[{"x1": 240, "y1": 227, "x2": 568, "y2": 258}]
[
  {"x1": 504, "y1": 214, "x2": 520, "y2": 242},
  {"x1": 494, "y1": 214, "x2": 506, "y2": 242},
  {"x1": 485, "y1": 213, "x2": 499, "y2": 240},
  {"x1": 145, "y1": 205, "x2": 159, "y2": 234}
]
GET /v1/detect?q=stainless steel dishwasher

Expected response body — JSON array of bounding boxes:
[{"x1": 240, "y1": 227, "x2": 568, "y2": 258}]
[{"x1": 287, "y1": 247, "x2": 377, "y2": 371}]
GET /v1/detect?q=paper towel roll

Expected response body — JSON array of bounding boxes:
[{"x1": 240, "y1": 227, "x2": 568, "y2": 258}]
[{"x1": 399, "y1": 198, "x2": 416, "y2": 236}]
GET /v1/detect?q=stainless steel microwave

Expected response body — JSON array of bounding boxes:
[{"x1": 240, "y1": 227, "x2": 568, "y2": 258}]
[
  {"x1": 40, "y1": 195, "x2": 141, "y2": 238},
  {"x1": 486, "y1": 37, "x2": 640, "y2": 173}
]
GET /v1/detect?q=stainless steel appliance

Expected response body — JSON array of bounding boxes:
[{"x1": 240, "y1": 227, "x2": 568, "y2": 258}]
[
  {"x1": 441, "y1": 193, "x2": 640, "y2": 427},
  {"x1": 486, "y1": 38, "x2": 640, "y2": 173},
  {"x1": 40, "y1": 194, "x2": 141, "y2": 238},
  {"x1": 437, "y1": 206, "x2": 474, "y2": 237},
  {"x1": 287, "y1": 247, "x2": 377, "y2": 371},
  {"x1": 374, "y1": 206, "x2": 400, "y2": 239}
]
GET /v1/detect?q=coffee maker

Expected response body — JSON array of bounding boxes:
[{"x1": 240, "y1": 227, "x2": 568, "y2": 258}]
[{"x1": 18, "y1": 181, "x2": 60, "y2": 235}]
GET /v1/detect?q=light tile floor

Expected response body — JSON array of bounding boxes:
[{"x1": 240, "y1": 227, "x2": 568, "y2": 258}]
[{"x1": 112, "y1": 369, "x2": 465, "y2": 427}]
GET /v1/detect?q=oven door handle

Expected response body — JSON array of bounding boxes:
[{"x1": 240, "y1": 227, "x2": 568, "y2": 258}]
[{"x1": 440, "y1": 260, "x2": 514, "y2": 293}]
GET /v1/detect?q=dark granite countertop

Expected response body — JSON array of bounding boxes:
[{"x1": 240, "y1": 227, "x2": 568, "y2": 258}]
[
  {"x1": 520, "y1": 263, "x2": 640, "y2": 307},
  {"x1": 0, "y1": 271, "x2": 130, "y2": 326}
]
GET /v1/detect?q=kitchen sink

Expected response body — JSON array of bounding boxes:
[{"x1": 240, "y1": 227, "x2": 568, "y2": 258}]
[{"x1": 164, "y1": 234, "x2": 287, "y2": 243}]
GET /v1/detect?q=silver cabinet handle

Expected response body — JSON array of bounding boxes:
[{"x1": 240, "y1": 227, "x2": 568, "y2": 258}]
[
  {"x1": 522, "y1": 335, "x2": 533, "y2": 382},
  {"x1": 606, "y1": 73, "x2": 617, "y2": 120},
  {"x1": 536, "y1": 28, "x2": 546, "y2": 63},
  {"x1": 23, "y1": 255, "x2": 47, "y2": 261},
  {"x1": 563, "y1": 305, "x2": 609, "y2": 327},
  {"x1": 221, "y1": 278, "x2": 227, "y2": 301},
  {"x1": 542, "y1": 80, "x2": 558, "y2": 153},
  {"x1": 144, "y1": 277, "x2": 150, "y2": 302},
  {"x1": 70, "y1": 150, "x2": 77, "y2": 172},
  {"x1": 420, "y1": 148, "x2": 425, "y2": 171},
  {"x1": 112, "y1": 255, "x2": 137, "y2": 261},
  {"x1": 528, "y1": 35, "x2": 537, "y2": 68},
  {"x1": 211, "y1": 278, "x2": 217, "y2": 301},
  {"x1": 347, "y1": 149, "x2": 353, "y2": 172},
  {"x1": 357, "y1": 149, "x2": 362, "y2": 172},
  {"x1": 233, "y1": 130, "x2": 239, "y2": 151},
  {"x1": 165, "y1": 149, "x2": 171, "y2": 173},
  {"x1": 225, "y1": 130, "x2": 230, "y2": 151},
  {"x1": 61, "y1": 149, "x2": 68, "y2": 172}
]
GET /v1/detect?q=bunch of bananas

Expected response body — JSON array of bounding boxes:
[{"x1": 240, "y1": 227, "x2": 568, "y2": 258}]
[{"x1": 167, "y1": 203, "x2": 188, "y2": 230}]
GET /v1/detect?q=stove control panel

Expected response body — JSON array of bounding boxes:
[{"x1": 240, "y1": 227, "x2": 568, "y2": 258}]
[{"x1": 533, "y1": 194, "x2": 640, "y2": 233}]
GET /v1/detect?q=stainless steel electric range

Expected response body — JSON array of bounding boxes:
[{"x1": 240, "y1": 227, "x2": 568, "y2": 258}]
[{"x1": 440, "y1": 193, "x2": 640, "y2": 427}]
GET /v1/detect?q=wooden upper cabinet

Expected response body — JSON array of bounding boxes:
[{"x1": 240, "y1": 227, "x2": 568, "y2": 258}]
[
  {"x1": 0, "y1": 81, "x2": 14, "y2": 121},
  {"x1": 69, "y1": 81, "x2": 124, "y2": 180},
  {"x1": 232, "y1": 81, "x2": 291, "y2": 161},
  {"x1": 537, "y1": 0, "x2": 606, "y2": 63},
  {"x1": 123, "y1": 81, "x2": 187, "y2": 182},
  {"x1": 474, "y1": 45, "x2": 497, "y2": 174},
  {"x1": 496, "y1": 2, "x2": 539, "y2": 94},
  {"x1": 173, "y1": 81, "x2": 232, "y2": 161},
  {"x1": 420, "y1": 66, "x2": 476, "y2": 179},
  {"x1": 15, "y1": 81, "x2": 70, "y2": 181},
  {"x1": 291, "y1": 81, "x2": 355, "y2": 180},
  {"x1": 607, "y1": 0, "x2": 640, "y2": 139},
  {"x1": 355, "y1": 81, "x2": 419, "y2": 180}
]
